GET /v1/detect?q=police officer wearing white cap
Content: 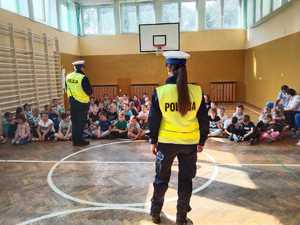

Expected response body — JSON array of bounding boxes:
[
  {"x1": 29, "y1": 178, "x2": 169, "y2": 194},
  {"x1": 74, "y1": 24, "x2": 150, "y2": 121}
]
[
  {"x1": 66, "y1": 60, "x2": 92, "y2": 146},
  {"x1": 149, "y1": 51, "x2": 209, "y2": 224}
]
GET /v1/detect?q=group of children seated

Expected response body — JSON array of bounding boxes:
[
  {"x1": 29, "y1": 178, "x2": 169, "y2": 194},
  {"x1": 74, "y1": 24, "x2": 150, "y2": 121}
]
[
  {"x1": 1, "y1": 94, "x2": 151, "y2": 145},
  {"x1": 1, "y1": 85, "x2": 299, "y2": 146},
  {"x1": 207, "y1": 104, "x2": 287, "y2": 144},
  {"x1": 206, "y1": 86, "x2": 299, "y2": 145},
  {"x1": 83, "y1": 95, "x2": 150, "y2": 140}
]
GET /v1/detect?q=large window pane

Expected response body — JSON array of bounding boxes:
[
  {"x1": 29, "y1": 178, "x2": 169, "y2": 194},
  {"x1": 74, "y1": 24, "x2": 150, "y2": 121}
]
[
  {"x1": 139, "y1": 3, "x2": 155, "y2": 24},
  {"x1": 255, "y1": 0, "x2": 262, "y2": 22},
  {"x1": 161, "y1": 2, "x2": 179, "y2": 23},
  {"x1": 262, "y1": 0, "x2": 271, "y2": 17},
  {"x1": 83, "y1": 7, "x2": 98, "y2": 34},
  {"x1": 205, "y1": 0, "x2": 221, "y2": 29},
  {"x1": 181, "y1": 1, "x2": 198, "y2": 31},
  {"x1": 60, "y1": 1, "x2": 69, "y2": 32},
  {"x1": 247, "y1": 0, "x2": 254, "y2": 27},
  {"x1": 99, "y1": 6, "x2": 115, "y2": 34},
  {"x1": 121, "y1": 4, "x2": 138, "y2": 33},
  {"x1": 273, "y1": 0, "x2": 282, "y2": 10},
  {"x1": 32, "y1": 0, "x2": 45, "y2": 22},
  {"x1": 223, "y1": 0, "x2": 241, "y2": 28},
  {"x1": 17, "y1": 0, "x2": 29, "y2": 17},
  {"x1": 68, "y1": 1, "x2": 78, "y2": 35},
  {"x1": 45, "y1": 0, "x2": 58, "y2": 28},
  {"x1": 1, "y1": 0, "x2": 17, "y2": 12}
]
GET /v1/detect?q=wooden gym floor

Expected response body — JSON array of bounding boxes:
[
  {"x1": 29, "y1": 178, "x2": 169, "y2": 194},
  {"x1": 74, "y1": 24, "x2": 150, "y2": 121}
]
[{"x1": 0, "y1": 106, "x2": 300, "y2": 225}]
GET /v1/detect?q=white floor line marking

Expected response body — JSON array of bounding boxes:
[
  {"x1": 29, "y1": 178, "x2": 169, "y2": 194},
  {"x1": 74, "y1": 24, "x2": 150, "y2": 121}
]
[
  {"x1": 47, "y1": 141, "x2": 219, "y2": 208},
  {"x1": 16, "y1": 206, "x2": 173, "y2": 225},
  {"x1": 1, "y1": 159, "x2": 300, "y2": 167}
]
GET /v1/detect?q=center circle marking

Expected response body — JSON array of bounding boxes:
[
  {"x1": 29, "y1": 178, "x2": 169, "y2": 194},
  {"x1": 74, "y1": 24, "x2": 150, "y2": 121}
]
[{"x1": 47, "y1": 140, "x2": 219, "y2": 208}]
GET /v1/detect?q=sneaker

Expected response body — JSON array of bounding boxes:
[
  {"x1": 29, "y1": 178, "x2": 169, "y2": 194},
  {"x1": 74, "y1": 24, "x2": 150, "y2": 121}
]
[{"x1": 296, "y1": 140, "x2": 300, "y2": 146}]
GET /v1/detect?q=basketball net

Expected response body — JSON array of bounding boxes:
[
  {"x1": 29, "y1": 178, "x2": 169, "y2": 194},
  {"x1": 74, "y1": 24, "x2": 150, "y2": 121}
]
[{"x1": 154, "y1": 45, "x2": 165, "y2": 56}]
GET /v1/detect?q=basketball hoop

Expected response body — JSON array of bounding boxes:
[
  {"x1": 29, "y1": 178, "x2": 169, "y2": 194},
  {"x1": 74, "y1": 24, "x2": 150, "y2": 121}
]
[{"x1": 154, "y1": 44, "x2": 165, "y2": 56}]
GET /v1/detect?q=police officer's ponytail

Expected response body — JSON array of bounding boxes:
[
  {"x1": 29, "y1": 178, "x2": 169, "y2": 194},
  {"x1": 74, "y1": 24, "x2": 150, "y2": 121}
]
[{"x1": 169, "y1": 64, "x2": 191, "y2": 116}]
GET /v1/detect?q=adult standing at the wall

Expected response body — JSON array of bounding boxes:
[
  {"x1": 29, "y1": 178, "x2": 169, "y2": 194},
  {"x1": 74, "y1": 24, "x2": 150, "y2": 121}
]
[
  {"x1": 66, "y1": 60, "x2": 92, "y2": 146},
  {"x1": 149, "y1": 51, "x2": 209, "y2": 225}
]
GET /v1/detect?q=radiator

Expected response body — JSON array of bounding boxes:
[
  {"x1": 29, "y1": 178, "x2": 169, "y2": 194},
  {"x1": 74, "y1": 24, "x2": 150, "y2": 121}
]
[
  {"x1": 209, "y1": 81, "x2": 237, "y2": 103},
  {"x1": 130, "y1": 84, "x2": 158, "y2": 98},
  {"x1": 92, "y1": 85, "x2": 118, "y2": 100}
]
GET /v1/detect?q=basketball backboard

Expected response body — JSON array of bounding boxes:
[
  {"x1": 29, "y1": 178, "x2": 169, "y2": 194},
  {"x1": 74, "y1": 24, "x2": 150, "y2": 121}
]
[{"x1": 139, "y1": 23, "x2": 180, "y2": 53}]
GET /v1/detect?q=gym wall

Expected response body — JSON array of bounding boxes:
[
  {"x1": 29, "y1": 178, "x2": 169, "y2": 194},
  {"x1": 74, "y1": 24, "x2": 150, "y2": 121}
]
[
  {"x1": 0, "y1": 8, "x2": 80, "y2": 68},
  {"x1": 244, "y1": 0, "x2": 300, "y2": 108},
  {"x1": 80, "y1": 30, "x2": 246, "y2": 101}
]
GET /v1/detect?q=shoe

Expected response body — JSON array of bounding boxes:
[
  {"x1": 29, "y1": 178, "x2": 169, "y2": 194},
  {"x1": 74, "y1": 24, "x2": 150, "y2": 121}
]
[
  {"x1": 296, "y1": 140, "x2": 300, "y2": 146},
  {"x1": 73, "y1": 140, "x2": 90, "y2": 147},
  {"x1": 151, "y1": 214, "x2": 161, "y2": 224},
  {"x1": 176, "y1": 218, "x2": 193, "y2": 225}
]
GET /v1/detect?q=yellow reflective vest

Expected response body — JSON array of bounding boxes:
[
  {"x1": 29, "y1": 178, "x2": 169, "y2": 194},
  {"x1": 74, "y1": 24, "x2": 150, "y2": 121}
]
[
  {"x1": 66, "y1": 72, "x2": 90, "y2": 103},
  {"x1": 156, "y1": 84, "x2": 202, "y2": 145}
]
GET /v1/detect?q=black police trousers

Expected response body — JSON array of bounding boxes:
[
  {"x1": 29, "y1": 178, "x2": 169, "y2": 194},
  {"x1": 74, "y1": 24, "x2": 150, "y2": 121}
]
[
  {"x1": 69, "y1": 97, "x2": 89, "y2": 145},
  {"x1": 151, "y1": 143, "x2": 197, "y2": 221}
]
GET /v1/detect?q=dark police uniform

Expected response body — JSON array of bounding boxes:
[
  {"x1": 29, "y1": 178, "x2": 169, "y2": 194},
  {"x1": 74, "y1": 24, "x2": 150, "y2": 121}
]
[
  {"x1": 149, "y1": 54, "x2": 209, "y2": 224},
  {"x1": 66, "y1": 61, "x2": 92, "y2": 146}
]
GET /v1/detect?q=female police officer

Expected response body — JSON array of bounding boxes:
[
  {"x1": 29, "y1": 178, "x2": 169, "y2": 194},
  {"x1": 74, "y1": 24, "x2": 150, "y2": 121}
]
[{"x1": 149, "y1": 51, "x2": 209, "y2": 225}]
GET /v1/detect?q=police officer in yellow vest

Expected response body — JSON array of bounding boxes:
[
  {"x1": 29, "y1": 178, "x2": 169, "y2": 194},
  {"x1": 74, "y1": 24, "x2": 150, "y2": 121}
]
[
  {"x1": 149, "y1": 51, "x2": 209, "y2": 225},
  {"x1": 66, "y1": 60, "x2": 92, "y2": 146}
]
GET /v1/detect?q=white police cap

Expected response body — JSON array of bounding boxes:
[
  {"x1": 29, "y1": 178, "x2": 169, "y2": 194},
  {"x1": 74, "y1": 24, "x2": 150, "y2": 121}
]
[
  {"x1": 163, "y1": 51, "x2": 190, "y2": 65},
  {"x1": 163, "y1": 51, "x2": 190, "y2": 60},
  {"x1": 72, "y1": 60, "x2": 85, "y2": 66}
]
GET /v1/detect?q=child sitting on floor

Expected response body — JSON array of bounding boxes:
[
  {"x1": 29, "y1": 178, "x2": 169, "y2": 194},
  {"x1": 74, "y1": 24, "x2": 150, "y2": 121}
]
[
  {"x1": 37, "y1": 112, "x2": 55, "y2": 141},
  {"x1": 98, "y1": 113, "x2": 112, "y2": 139},
  {"x1": 259, "y1": 114, "x2": 281, "y2": 143},
  {"x1": 30, "y1": 108, "x2": 40, "y2": 139},
  {"x1": 138, "y1": 104, "x2": 149, "y2": 129},
  {"x1": 12, "y1": 114, "x2": 31, "y2": 145},
  {"x1": 128, "y1": 116, "x2": 145, "y2": 140},
  {"x1": 55, "y1": 113, "x2": 72, "y2": 141},
  {"x1": 233, "y1": 104, "x2": 245, "y2": 125},
  {"x1": 217, "y1": 106, "x2": 229, "y2": 129},
  {"x1": 208, "y1": 108, "x2": 223, "y2": 137},
  {"x1": 2, "y1": 112, "x2": 16, "y2": 139},
  {"x1": 111, "y1": 111, "x2": 128, "y2": 138},
  {"x1": 240, "y1": 115, "x2": 256, "y2": 144},
  {"x1": 86, "y1": 121, "x2": 101, "y2": 139},
  {"x1": 225, "y1": 117, "x2": 243, "y2": 143}
]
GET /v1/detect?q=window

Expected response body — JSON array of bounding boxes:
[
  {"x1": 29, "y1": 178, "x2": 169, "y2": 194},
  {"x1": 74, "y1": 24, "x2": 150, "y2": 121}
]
[
  {"x1": 205, "y1": 0, "x2": 221, "y2": 29},
  {"x1": 68, "y1": 1, "x2": 78, "y2": 35},
  {"x1": 45, "y1": 0, "x2": 58, "y2": 28},
  {"x1": 99, "y1": 6, "x2": 115, "y2": 34},
  {"x1": 273, "y1": 0, "x2": 282, "y2": 10},
  {"x1": 32, "y1": 0, "x2": 46, "y2": 22},
  {"x1": 181, "y1": 1, "x2": 198, "y2": 31},
  {"x1": 121, "y1": 4, "x2": 138, "y2": 33},
  {"x1": 247, "y1": 0, "x2": 254, "y2": 27},
  {"x1": 161, "y1": 2, "x2": 179, "y2": 23},
  {"x1": 262, "y1": 0, "x2": 271, "y2": 17},
  {"x1": 83, "y1": 7, "x2": 98, "y2": 34},
  {"x1": 223, "y1": 0, "x2": 241, "y2": 28},
  {"x1": 139, "y1": 2, "x2": 155, "y2": 24},
  {"x1": 60, "y1": 1, "x2": 69, "y2": 32},
  {"x1": 0, "y1": 0, "x2": 17, "y2": 12},
  {"x1": 255, "y1": 0, "x2": 262, "y2": 22},
  {"x1": 17, "y1": 0, "x2": 29, "y2": 17}
]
